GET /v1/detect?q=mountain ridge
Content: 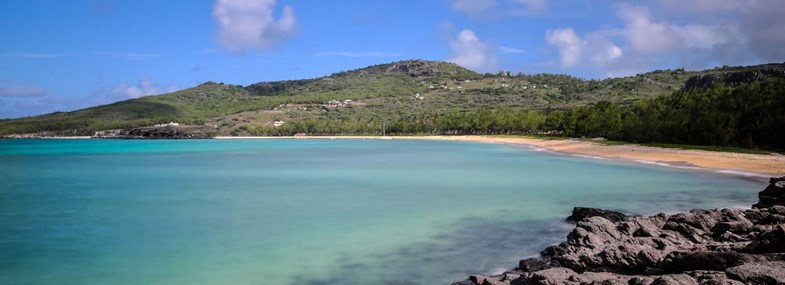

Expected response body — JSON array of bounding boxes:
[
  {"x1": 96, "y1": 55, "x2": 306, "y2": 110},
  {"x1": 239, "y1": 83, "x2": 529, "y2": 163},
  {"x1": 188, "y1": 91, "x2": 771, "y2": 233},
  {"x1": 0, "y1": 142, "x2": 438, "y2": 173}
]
[{"x1": 1, "y1": 60, "x2": 783, "y2": 139}]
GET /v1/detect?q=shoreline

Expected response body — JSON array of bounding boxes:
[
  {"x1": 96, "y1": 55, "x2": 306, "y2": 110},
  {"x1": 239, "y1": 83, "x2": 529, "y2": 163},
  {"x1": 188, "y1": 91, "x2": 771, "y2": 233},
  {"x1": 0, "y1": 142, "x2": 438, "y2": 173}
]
[
  {"x1": 7, "y1": 135, "x2": 783, "y2": 177},
  {"x1": 215, "y1": 135, "x2": 785, "y2": 177},
  {"x1": 451, "y1": 177, "x2": 785, "y2": 285}
]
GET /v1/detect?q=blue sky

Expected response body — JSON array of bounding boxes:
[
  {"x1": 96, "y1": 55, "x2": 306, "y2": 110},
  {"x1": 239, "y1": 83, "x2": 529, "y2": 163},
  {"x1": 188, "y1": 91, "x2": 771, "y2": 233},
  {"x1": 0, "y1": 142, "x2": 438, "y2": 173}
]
[{"x1": 1, "y1": 0, "x2": 784, "y2": 119}]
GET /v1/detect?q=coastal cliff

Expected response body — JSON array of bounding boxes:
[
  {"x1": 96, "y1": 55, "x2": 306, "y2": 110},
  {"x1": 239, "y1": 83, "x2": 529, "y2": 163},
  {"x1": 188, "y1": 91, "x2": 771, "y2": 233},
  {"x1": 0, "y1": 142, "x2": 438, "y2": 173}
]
[{"x1": 452, "y1": 177, "x2": 785, "y2": 285}]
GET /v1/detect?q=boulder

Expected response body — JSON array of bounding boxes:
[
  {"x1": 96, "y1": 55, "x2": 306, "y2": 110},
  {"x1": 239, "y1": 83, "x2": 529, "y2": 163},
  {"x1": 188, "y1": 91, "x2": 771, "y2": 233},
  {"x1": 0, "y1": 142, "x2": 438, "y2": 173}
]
[
  {"x1": 524, "y1": 268, "x2": 577, "y2": 285},
  {"x1": 469, "y1": 275, "x2": 486, "y2": 285},
  {"x1": 452, "y1": 177, "x2": 785, "y2": 285},
  {"x1": 753, "y1": 176, "x2": 785, "y2": 209},
  {"x1": 566, "y1": 207, "x2": 628, "y2": 223},
  {"x1": 744, "y1": 224, "x2": 785, "y2": 254},
  {"x1": 656, "y1": 251, "x2": 770, "y2": 272},
  {"x1": 726, "y1": 261, "x2": 785, "y2": 284},
  {"x1": 518, "y1": 258, "x2": 556, "y2": 272},
  {"x1": 651, "y1": 274, "x2": 699, "y2": 285}
]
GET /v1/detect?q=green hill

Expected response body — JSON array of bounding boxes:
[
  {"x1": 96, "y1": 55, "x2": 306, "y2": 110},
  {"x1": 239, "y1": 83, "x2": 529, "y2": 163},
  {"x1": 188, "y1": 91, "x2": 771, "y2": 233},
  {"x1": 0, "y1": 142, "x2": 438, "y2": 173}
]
[{"x1": 1, "y1": 60, "x2": 783, "y2": 147}]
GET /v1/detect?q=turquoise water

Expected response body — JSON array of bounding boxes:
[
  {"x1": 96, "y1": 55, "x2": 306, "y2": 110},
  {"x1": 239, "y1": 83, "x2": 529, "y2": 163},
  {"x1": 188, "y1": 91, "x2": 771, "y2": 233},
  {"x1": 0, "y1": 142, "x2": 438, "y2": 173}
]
[{"x1": 0, "y1": 139, "x2": 764, "y2": 285}]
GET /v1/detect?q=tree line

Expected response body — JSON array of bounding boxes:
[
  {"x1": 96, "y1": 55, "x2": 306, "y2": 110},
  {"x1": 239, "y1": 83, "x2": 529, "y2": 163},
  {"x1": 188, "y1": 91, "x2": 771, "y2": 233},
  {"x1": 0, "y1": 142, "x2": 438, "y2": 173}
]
[{"x1": 248, "y1": 77, "x2": 785, "y2": 150}]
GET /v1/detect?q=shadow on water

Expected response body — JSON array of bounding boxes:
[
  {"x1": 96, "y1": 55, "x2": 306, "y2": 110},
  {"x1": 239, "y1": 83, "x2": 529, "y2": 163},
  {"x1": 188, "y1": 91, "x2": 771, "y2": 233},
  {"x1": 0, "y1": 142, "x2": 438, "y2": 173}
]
[
  {"x1": 291, "y1": 177, "x2": 763, "y2": 285},
  {"x1": 290, "y1": 215, "x2": 572, "y2": 285}
]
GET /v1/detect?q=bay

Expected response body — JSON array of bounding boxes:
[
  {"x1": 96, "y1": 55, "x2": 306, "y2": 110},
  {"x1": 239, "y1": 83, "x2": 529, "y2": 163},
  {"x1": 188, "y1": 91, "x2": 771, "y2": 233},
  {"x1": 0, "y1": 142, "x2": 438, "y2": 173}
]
[{"x1": 0, "y1": 139, "x2": 762, "y2": 284}]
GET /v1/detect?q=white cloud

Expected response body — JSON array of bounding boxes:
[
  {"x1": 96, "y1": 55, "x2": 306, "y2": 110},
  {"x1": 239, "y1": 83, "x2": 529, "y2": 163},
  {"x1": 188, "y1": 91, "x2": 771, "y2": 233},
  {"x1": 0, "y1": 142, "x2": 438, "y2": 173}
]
[
  {"x1": 498, "y1": 46, "x2": 525, "y2": 54},
  {"x1": 616, "y1": 5, "x2": 681, "y2": 54},
  {"x1": 588, "y1": 36, "x2": 623, "y2": 64},
  {"x1": 109, "y1": 77, "x2": 163, "y2": 100},
  {"x1": 212, "y1": 0, "x2": 297, "y2": 53},
  {"x1": 545, "y1": 28, "x2": 585, "y2": 67},
  {"x1": 546, "y1": 28, "x2": 626, "y2": 75},
  {"x1": 0, "y1": 85, "x2": 48, "y2": 97},
  {"x1": 445, "y1": 29, "x2": 498, "y2": 71},
  {"x1": 617, "y1": 5, "x2": 733, "y2": 55},
  {"x1": 314, "y1": 51, "x2": 401, "y2": 58},
  {"x1": 449, "y1": 0, "x2": 497, "y2": 17}
]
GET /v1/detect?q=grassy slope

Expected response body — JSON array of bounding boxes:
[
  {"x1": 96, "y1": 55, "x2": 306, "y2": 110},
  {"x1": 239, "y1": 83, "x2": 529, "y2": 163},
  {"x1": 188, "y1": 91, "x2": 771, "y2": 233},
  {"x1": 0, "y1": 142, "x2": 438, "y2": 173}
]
[{"x1": 0, "y1": 60, "x2": 777, "y2": 136}]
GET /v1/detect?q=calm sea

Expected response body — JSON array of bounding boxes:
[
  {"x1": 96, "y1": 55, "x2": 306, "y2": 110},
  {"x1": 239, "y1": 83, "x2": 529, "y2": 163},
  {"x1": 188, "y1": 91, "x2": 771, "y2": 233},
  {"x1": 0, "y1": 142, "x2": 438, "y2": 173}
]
[{"x1": 0, "y1": 139, "x2": 763, "y2": 285}]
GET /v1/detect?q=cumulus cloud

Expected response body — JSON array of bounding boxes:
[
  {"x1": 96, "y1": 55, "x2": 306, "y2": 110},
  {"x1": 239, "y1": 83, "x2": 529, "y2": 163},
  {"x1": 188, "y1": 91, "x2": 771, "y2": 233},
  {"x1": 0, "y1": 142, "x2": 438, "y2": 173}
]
[
  {"x1": 542, "y1": 1, "x2": 785, "y2": 77},
  {"x1": 545, "y1": 28, "x2": 585, "y2": 67},
  {"x1": 646, "y1": 0, "x2": 785, "y2": 63},
  {"x1": 0, "y1": 85, "x2": 48, "y2": 97},
  {"x1": 616, "y1": 5, "x2": 733, "y2": 55},
  {"x1": 546, "y1": 28, "x2": 623, "y2": 73},
  {"x1": 110, "y1": 77, "x2": 159, "y2": 99},
  {"x1": 445, "y1": 29, "x2": 498, "y2": 71},
  {"x1": 449, "y1": 0, "x2": 497, "y2": 17},
  {"x1": 212, "y1": 0, "x2": 297, "y2": 53}
]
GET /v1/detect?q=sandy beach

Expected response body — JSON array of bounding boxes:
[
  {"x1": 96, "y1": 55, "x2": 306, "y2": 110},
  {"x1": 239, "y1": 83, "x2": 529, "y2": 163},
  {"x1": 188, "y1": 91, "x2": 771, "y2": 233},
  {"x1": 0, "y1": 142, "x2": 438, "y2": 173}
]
[{"x1": 217, "y1": 135, "x2": 785, "y2": 177}]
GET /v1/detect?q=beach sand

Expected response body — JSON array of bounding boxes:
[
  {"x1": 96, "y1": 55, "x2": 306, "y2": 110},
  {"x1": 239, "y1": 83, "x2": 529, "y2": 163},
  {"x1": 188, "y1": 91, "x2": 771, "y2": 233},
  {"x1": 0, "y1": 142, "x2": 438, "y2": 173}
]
[{"x1": 217, "y1": 135, "x2": 785, "y2": 177}]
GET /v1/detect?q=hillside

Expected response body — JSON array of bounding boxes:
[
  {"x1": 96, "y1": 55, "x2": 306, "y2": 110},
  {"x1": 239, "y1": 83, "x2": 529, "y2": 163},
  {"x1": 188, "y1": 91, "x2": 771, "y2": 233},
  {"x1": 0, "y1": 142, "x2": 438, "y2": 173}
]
[{"x1": 0, "y1": 60, "x2": 782, "y2": 139}]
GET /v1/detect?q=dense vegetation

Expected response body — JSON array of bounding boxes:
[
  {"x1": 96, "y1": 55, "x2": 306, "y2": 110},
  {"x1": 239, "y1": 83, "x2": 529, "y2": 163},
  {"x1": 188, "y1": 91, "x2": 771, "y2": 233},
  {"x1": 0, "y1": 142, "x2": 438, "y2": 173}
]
[
  {"x1": 246, "y1": 77, "x2": 785, "y2": 150},
  {"x1": 1, "y1": 60, "x2": 783, "y2": 150}
]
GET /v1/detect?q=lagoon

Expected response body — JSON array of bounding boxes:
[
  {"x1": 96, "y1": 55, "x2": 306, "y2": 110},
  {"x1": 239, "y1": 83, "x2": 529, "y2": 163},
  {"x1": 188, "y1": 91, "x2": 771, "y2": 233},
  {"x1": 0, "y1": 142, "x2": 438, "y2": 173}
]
[{"x1": 0, "y1": 139, "x2": 762, "y2": 284}]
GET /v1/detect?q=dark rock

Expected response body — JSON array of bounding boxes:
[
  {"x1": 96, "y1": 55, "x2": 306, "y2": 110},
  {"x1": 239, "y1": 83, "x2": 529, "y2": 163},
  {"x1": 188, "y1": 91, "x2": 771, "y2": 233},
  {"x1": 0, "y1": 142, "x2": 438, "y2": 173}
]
[
  {"x1": 541, "y1": 244, "x2": 568, "y2": 257},
  {"x1": 651, "y1": 274, "x2": 699, "y2": 285},
  {"x1": 767, "y1": 214, "x2": 785, "y2": 224},
  {"x1": 687, "y1": 270, "x2": 744, "y2": 285},
  {"x1": 518, "y1": 258, "x2": 555, "y2": 272},
  {"x1": 566, "y1": 207, "x2": 628, "y2": 223},
  {"x1": 93, "y1": 125, "x2": 217, "y2": 139},
  {"x1": 524, "y1": 268, "x2": 577, "y2": 285},
  {"x1": 452, "y1": 177, "x2": 785, "y2": 285},
  {"x1": 656, "y1": 251, "x2": 770, "y2": 272},
  {"x1": 744, "y1": 225, "x2": 785, "y2": 254},
  {"x1": 683, "y1": 65, "x2": 785, "y2": 91},
  {"x1": 769, "y1": 205, "x2": 785, "y2": 215},
  {"x1": 469, "y1": 275, "x2": 486, "y2": 285},
  {"x1": 753, "y1": 176, "x2": 785, "y2": 209},
  {"x1": 711, "y1": 220, "x2": 753, "y2": 235},
  {"x1": 451, "y1": 280, "x2": 476, "y2": 285},
  {"x1": 725, "y1": 261, "x2": 785, "y2": 284},
  {"x1": 743, "y1": 210, "x2": 770, "y2": 224}
]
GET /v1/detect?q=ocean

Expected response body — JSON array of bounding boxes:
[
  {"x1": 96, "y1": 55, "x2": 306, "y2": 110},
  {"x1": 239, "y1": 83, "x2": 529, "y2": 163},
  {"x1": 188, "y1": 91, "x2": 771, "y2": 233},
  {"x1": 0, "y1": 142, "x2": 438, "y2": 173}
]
[{"x1": 0, "y1": 139, "x2": 763, "y2": 285}]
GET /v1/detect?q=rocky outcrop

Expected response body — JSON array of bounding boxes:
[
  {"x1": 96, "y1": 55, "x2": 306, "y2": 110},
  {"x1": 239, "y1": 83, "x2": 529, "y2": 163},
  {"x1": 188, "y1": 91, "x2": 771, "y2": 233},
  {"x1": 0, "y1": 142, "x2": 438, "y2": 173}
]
[
  {"x1": 452, "y1": 177, "x2": 785, "y2": 285},
  {"x1": 754, "y1": 177, "x2": 785, "y2": 209},
  {"x1": 92, "y1": 125, "x2": 217, "y2": 139},
  {"x1": 386, "y1": 60, "x2": 462, "y2": 77},
  {"x1": 683, "y1": 64, "x2": 785, "y2": 91},
  {"x1": 566, "y1": 207, "x2": 628, "y2": 223}
]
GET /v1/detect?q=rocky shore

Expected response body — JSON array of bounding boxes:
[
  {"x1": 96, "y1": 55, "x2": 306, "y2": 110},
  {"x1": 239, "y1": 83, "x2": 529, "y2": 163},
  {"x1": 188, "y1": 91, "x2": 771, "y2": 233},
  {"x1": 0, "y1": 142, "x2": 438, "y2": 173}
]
[
  {"x1": 452, "y1": 177, "x2": 785, "y2": 285},
  {"x1": 91, "y1": 125, "x2": 216, "y2": 139}
]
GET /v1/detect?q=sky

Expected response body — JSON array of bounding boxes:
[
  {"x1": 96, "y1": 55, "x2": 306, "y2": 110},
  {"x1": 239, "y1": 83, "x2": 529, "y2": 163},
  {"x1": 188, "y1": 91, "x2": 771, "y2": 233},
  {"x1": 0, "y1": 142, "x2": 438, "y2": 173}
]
[{"x1": 1, "y1": 0, "x2": 784, "y2": 119}]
